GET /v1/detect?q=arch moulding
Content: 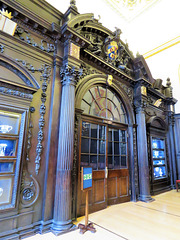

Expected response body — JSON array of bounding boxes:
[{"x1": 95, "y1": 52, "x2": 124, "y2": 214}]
[{"x1": 75, "y1": 74, "x2": 135, "y2": 125}]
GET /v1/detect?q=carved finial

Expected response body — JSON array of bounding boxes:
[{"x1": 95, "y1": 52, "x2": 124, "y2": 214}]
[
  {"x1": 136, "y1": 51, "x2": 141, "y2": 57},
  {"x1": 165, "y1": 77, "x2": 173, "y2": 98},
  {"x1": 166, "y1": 77, "x2": 171, "y2": 87},
  {"x1": 70, "y1": 0, "x2": 77, "y2": 10},
  {"x1": 113, "y1": 27, "x2": 122, "y2": 40}
]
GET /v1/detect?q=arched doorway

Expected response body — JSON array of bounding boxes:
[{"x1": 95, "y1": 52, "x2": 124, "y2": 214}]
[{"x1": 76, "y1": 81, "x2": 134, "y2": 216}]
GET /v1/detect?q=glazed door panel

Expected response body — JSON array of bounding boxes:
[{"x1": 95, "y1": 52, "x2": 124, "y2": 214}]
[
  {"x1": 107, "y1": 127, "x2": 130, "y2": 205},
  {"x1": 78, "y1": 121, "x2": 107, "y2": 216},
  {"x1": 77, "y1": 121, "x2": 130, "y2": 216}
]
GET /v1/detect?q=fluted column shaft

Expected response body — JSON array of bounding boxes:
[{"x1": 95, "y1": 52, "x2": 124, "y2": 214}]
[
  {"x1": 52, "y1": 64, "x2": 81, "y2": 234},
  {"x1": 168, "y1": 115, "x2": 177, "y2": 187},
  {"x1": 136, "y1": 107, "x2": 153, "y2": 202}
]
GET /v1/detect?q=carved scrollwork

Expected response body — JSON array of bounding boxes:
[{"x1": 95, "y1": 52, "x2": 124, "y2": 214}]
[
  {"x1": 15, "y1": 25, "x2": 56, "y2": 53},
  {"x1": 20, "y1": 171, "x2": 40, "y2": 207},
  {"x1": 40, "y1": 39, "x2": 55, "y2": 53},
  {"x1": 16, "y1": 59, "x2": 38, "y2": 73},
  {"x1": 80, "y1": 63, "x2": 102, "y2": 78},
  {"x1": 0, "y1": 44, "x2": 4, "y2": 53},
  {"x1": 35, "y1": 64, "x2": 51, "y2": 175}
]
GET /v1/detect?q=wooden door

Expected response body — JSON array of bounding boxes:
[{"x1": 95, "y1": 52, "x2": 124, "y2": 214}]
[
  {"x1": 107, "y1": 127, "x2": 130, "y2": 205},
  {"x1": 77, "y1": 120, "x2": 130, "y2": 216},
  {"x1": 77, "y1": 120, "x2": 107, "y2": 216}
]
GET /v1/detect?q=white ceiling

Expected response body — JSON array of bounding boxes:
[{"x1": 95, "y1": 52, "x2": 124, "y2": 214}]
[{"x1": 46, "y1": 0, "x2": 180, "y2": 54}]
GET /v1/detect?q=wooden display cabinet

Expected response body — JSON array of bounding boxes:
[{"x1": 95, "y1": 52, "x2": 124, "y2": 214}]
[{"x1": 0, "y1": 109, "x2": 26, "y2": 210}]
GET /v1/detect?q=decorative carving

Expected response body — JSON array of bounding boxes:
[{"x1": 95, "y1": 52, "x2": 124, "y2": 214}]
[
  {"x1": 147, "y1": 95, "x2": 166, "y2": 111},
  {"x1": 0, "y1": 44, "x2": 4, "y2": 53},
  {"x1": 15, "y1": 26, "x2": 55, "y2": 53},
  {"x1": 133, "y1": 127, "x2": 139, "y2": 197},
  {"x1": 117, "y1": 81, "x2": 133, "y2": 104},
  {"x1": 70, "y1": 0, "x2": 78, "y2": 11},
  {"x1": 35, "y1": 64, "x2": 51, "y2": 175},
  {"x1": 145, "y1": 110, "x2": 156, "y2": 117},
  {"x1": 40, "y1": 39, "x2": 56, "y2": 53},
  {"x1": 134, "y1": 100, "x2": 147, "y2": 114},
  {"x1": 20, "y1": 171, "x2": 40, "y2": 207},
  {"x1": 26, "y1": 107, "x2": 35, "y2": 162},
  {"x1": 147, "y1": 95, "x2": 153, "y2": 105},
  {"x1": 80, "y1": 63, "x2": 102, "y2": 78},
  {"x1": 16, "y1": 59, "x2": 39, "y2": 73},
  {"x1": 104, "y1": 29, "x2": 132, "y2": 74},
  {"x1": 72, "y1": 113, "x2": 80, "y2": 218},
  {"x1": 147, "y1": 131, "x2": 152, "y2": 183},
  {"x1": 168, "y1": 113, "x2": 175, "y2": 126},
  {"x1": 60, "y1": 63, "x2": 83, "y2": 86},
  {"x1": 0, "y1": 86, "x2": 33, "y2": 99},
  {"x1": 81, "y1": 27, "x2": 133, "y2": 76},
  {"x1": 87, "y1": 34, "x2": 104, "y2": 56}
]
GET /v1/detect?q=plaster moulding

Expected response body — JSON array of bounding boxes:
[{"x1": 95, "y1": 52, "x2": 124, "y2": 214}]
[{"x1": 104, "y1": 0, "x2": 160, "y2": 22}]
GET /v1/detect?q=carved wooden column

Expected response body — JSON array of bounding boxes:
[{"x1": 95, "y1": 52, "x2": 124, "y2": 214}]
[
  {"x1": 52, "y1": 64, "x2": 82, "y2": 234},
  {"x1": 135, "y1": 103, "x2": 153, "y2": 202},
  {"x1": 165, "y1": 79, "x2": 177, "y2": 187},
  {"x1": 134, "y1": 82, "x2": 153, "y2": 202},
  {"x1": 168, "y1": 113, "x2": 177, "y2": 187},
  {"x1": 128, "y1": 125, "x2": 137, "y2": 201}
]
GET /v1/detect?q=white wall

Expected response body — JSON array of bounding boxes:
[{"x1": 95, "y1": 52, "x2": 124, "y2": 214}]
[{"x1": 146, "y1": 44, "x2": 180, "y2": 113}]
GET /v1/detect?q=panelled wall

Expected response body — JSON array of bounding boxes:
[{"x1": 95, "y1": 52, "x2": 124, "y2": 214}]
[{"x1": 0, "y1": 0, "x2": 179, "y2": 239}]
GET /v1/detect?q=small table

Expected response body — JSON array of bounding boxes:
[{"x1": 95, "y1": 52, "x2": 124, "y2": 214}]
[{"x1": 176, "y1": 180, "x2": 180, "y2": 192}]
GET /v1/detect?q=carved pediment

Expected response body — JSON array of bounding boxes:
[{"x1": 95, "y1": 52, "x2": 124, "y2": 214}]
[
  {"x1": 67, "y1": 13, "x2": 134, "y2": 77},
  {"x1": 147, "y1": 116, "x2": 166, "y2": 130}
]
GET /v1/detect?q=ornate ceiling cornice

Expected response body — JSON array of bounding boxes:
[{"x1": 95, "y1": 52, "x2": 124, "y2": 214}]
[{"x1": 103, "y1": 0, "x2": 161, "y2": 22}]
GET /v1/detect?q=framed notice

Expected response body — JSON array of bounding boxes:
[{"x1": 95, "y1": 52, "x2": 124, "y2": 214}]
[{"x1": 81, "y1": 167, "x2": 92, "y2": 191}]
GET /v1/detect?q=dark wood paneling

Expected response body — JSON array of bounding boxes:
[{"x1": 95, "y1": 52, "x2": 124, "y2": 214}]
[
  {"x1": 94, "y1": 179, "x2": 105, "y2": 203},
  {"x1": 175, "y1": 114, "x2": 180, "y2": 179},
  {"x1": 108, "y1": 169, "x2": 130, "y2": 205},
  {"x1": 108, "y1": 177, "x2": 117, "y2": 199},
  {"x1": 120, "y1": 176, "x2": 128, "y2": 196}
]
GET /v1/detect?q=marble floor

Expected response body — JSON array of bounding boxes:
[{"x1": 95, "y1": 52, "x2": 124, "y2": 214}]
[{"x1": 27, "y1": 190, "x2": 180, "y2": 240}]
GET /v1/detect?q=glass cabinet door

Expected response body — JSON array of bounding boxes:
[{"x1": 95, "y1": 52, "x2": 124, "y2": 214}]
[
  {"x1": 0, "y1": 110, "x2": 25, "y2": 209},
  {"x1": 151, "y1": 137, "x2": 167, "y2": 179}
]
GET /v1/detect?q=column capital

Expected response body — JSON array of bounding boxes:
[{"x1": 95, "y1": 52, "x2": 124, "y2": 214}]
[
  {"x1": 134, "y1": 99, "x2": 147, "y2": 114},
  {"x1": 60, "y1": 63, "x2": 83, "y2": 86}
]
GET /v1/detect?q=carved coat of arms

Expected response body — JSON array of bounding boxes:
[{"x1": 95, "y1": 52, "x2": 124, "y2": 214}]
[{"x1": 107, "y1": 41, "x2": 118, "y2": 61}]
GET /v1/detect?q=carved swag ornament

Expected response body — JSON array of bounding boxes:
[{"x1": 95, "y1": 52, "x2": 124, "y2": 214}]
[{"x1": 35, "y1": 64, "x2": 51, "y2": 174}]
